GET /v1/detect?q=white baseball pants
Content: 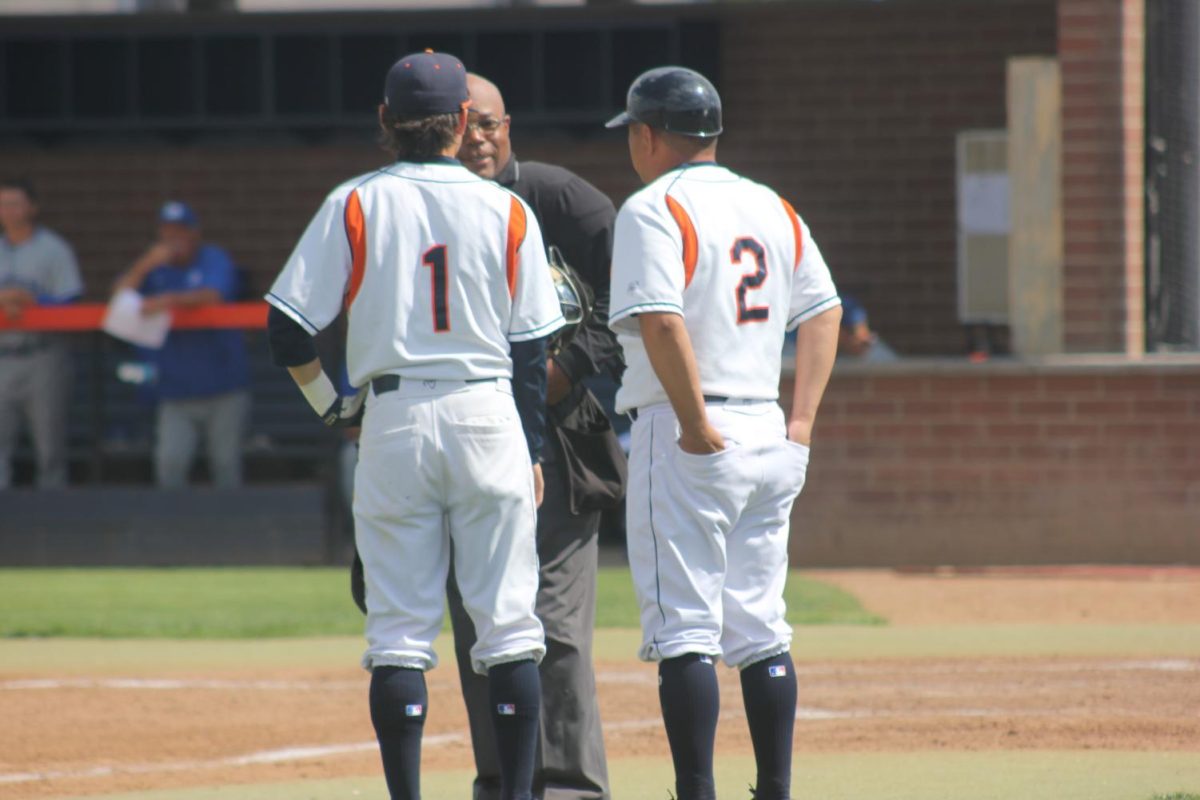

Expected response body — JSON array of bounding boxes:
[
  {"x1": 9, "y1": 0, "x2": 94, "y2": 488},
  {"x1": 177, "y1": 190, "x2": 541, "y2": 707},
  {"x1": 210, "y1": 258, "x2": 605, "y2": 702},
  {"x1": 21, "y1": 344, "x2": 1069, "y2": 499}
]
[
  {"x1": 626, "y1": 399, "x2": 809, "y2": 668},
  {"x1": 354, "y1": 377, "x2": 545, "y2": 674}
]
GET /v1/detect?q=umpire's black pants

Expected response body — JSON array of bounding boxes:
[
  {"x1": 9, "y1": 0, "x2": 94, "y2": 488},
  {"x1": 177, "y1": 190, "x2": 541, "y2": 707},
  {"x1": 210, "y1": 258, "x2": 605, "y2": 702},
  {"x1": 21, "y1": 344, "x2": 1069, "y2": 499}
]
[{"x1": 447, "y1": 450, "x2": 609, "y2": 800}]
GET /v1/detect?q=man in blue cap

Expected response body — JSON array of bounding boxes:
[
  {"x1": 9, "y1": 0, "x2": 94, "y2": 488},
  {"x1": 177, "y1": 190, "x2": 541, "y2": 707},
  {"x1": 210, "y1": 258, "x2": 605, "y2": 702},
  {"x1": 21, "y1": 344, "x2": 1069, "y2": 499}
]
[
  {"x1": 264, "y1": 50, "x2": 559, "y2": 800},
  {"x1": 112, "y1": 199, "x2": 250, "y2": 487}
]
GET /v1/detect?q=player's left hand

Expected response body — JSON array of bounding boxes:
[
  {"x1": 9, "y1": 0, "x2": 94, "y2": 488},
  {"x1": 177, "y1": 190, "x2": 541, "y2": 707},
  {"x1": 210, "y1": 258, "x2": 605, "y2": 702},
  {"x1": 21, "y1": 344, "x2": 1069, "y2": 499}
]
[
  {"x1": 532, "y1": 462, "x2": 545, "y2": 507},
  {"x1": 140, "y1": 294, "x2": 173, "y2": 316},
  {"x1": 545, "y1": 357, "x2": 571, "y2": 405},
  {"x1": 678, "y1": 422, "x2": 725, "y2": 455},
  {"x1": 786, "y1": 418, "x2": 813, "y2": 446},
  {"x1": 321, "y1": 388, "x2": 366, "y2": 428}
]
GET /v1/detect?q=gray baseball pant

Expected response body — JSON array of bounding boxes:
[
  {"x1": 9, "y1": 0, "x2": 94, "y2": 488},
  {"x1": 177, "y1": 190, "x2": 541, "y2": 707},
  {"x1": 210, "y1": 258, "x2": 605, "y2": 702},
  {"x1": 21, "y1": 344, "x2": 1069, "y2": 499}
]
[
  {"x1": 155, "y1": 390, "x2": 249, "y2": 488},
  {"x1": 0, "y1": 346, "x2": 71, "y2": 489},
  {"x1": 447, "y1": 457, "x2": 610, "y2": 800}
]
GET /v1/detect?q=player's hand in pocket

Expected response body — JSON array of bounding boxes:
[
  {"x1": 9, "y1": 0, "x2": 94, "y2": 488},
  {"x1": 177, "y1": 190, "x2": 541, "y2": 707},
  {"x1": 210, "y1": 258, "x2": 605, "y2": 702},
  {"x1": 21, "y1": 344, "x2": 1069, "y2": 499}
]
[
  {"x1": 678, "y1": 421, "x2": 725, "y2": 455},
  {"x1": 787, "y1": 418, "x2": 813, "y2": 447}
]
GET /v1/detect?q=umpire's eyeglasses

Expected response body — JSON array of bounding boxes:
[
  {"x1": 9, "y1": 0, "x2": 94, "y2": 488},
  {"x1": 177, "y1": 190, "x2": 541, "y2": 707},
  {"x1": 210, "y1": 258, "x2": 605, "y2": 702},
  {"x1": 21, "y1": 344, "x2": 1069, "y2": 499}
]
[{"x1": 466, "y1": 115, "x2": 504, "y2": 136}]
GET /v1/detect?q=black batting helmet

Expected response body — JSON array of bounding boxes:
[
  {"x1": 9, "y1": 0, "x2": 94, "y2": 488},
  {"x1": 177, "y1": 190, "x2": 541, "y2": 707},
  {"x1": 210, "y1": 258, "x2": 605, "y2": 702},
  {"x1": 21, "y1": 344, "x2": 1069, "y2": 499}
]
[{"x1": 605, "y1": 66, "x2": 722, "y2": 138}]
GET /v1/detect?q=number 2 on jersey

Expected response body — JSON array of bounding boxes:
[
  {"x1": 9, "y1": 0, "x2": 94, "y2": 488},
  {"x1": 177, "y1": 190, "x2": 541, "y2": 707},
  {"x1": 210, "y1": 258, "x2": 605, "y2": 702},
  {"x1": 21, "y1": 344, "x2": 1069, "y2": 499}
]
[
  {"x1": 422, "y1": 244, "x2": 450, "y2": 332},
  {"x1": 732, "y1": 237, "x2": 769, "y2": 324}
]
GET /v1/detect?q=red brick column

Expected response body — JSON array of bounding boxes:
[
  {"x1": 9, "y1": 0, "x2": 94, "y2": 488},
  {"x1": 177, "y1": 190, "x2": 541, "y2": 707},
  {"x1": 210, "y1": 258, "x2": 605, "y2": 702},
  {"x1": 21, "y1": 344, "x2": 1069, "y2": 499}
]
[{"x1": 1059, "y1": 0, "x2": 1145, "y2": 354}]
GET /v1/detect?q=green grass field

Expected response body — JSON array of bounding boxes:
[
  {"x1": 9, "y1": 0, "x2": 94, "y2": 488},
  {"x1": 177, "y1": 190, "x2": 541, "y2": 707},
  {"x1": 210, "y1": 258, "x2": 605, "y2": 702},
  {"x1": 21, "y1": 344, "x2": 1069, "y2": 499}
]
[{"x1": 0, "y1": 566, "x2": 881, "y2": 638}]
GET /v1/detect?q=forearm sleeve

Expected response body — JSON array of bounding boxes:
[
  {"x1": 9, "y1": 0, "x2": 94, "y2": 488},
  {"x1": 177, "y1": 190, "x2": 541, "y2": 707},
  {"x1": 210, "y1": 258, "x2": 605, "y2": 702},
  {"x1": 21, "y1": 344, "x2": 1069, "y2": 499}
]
[
  {"x1": 267, "y1": 305, "x2": 318, "y2": 367},
  {"x1": 511, "y1": 335, "x2": 550, "y2": 462}
]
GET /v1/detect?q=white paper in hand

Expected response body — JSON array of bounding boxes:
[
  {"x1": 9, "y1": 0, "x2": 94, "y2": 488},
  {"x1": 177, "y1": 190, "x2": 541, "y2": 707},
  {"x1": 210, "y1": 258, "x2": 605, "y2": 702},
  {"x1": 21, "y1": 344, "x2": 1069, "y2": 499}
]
[{"x1": 102, "y1": 289, "x2": 172, "y2": 349}]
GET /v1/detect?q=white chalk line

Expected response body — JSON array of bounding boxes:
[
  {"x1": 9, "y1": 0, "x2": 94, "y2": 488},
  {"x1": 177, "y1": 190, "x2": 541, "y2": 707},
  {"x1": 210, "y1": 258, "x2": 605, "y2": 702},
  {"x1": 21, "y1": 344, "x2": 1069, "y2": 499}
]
[
  {"x1": 5, "y1": 659, "x2": 1193, "y2": 693},
  {"x1": 2, "y1": 659, "x2": 1195, "y2": 786},
  {"x1": 0, "y1": 677, "x2": 363, "y2": 691},
  {"x1": 0, "y1": 734, "x2": 463, "y2": 786},
  {"x1": 787, "y1": 658, "x2": 1200, "y2": 677},
  {"x1": 0, "y1": 706, "x2": 1009, "y2": 786}
]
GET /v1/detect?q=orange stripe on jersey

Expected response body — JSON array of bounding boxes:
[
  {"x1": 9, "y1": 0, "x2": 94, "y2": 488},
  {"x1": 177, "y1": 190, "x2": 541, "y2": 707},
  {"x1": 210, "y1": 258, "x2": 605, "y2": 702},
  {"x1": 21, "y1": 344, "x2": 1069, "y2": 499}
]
[
  {"x1": 780, "y1": 197, "x2": 803, "y2": 271},
  {"x1": 665, "y1": 195, "x2": 699, "y2": 289},
  {"x1": 343, "y1": 189, "x2": 367, "y2": 310},
  {"x1": 506, "y1": 195, "x2": 527, "y2": 299}
]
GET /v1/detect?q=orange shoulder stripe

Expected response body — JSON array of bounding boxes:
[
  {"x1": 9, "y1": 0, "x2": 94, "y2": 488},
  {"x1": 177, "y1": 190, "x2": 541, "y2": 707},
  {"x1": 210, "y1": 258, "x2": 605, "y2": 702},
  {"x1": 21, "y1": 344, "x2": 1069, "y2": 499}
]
[
  {"x1": 343, "y1": 189, "x2": 367, "y2": 310},
  {"x1": 665, "y1": 195, "x2": 698, "y2": 289},
  {"x1": 506, "y1": 196, "x2": 527, "y2": 299},
  {"x1": 780, "y1": 197, "x2": 803, "y2": 271}
]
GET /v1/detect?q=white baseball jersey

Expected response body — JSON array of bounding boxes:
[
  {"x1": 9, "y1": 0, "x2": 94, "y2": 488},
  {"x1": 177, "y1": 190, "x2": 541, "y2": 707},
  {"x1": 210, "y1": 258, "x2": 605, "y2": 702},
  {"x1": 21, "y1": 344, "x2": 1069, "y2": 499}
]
[
  {"x1": 608, "y1": 162, "x2": 839, "y2": 413},
  {"x1": 267, "y1": 160, "x2": 565, "y2": 387}
]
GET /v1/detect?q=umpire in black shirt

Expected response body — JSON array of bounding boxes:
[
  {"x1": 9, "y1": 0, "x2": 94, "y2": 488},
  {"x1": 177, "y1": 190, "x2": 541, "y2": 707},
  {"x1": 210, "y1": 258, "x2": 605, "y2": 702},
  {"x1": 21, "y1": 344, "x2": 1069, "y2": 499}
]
[{"x1": 453, "y1": 73, "x2": 624, "y2": 800}]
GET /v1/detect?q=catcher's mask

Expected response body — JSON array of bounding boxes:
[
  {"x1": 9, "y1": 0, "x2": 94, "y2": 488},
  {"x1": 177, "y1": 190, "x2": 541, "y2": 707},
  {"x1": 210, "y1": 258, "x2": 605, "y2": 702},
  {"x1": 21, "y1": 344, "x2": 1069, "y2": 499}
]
[{"x1": 547, "y1": 245, "x2": 594, "y2": 353}]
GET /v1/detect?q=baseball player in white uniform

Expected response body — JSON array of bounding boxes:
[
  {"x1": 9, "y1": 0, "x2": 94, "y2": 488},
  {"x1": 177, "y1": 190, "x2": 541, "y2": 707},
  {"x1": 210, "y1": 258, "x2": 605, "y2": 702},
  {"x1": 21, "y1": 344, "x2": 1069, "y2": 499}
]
[
  {"x1": 264, "y1": 50, "x2": 564, "y2": 800},
  {"x1": 605, "y1": 67, "x2": 842, "y2": 800}
]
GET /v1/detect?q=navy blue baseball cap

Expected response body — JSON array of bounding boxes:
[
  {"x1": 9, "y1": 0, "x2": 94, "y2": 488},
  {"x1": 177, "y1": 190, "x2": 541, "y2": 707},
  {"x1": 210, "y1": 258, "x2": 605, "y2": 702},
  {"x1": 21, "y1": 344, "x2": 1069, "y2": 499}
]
[
  {"x1": 159, "y1": 200, "x2": 198, "y2": 228},
  {"x1": 384, "y1": 50, "x2": 469, "y2": 119}
]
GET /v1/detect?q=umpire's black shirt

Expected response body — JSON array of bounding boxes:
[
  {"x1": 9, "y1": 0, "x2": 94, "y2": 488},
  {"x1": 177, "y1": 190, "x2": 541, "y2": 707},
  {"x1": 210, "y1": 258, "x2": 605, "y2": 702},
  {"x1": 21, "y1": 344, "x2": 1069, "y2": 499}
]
[{"x1": 495, "y1": 155, "x2": 622, "y2": 386}]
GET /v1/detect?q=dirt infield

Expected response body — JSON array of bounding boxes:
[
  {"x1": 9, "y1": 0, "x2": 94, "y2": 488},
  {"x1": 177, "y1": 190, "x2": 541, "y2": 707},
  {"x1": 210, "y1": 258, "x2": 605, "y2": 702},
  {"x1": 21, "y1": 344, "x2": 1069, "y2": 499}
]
[
  {"x1": 3, "y1": 570, "x2": 1199, "y2": 800},
  {"x1": 815, "y1": 567, "x2": 1200, "y2": 625}
]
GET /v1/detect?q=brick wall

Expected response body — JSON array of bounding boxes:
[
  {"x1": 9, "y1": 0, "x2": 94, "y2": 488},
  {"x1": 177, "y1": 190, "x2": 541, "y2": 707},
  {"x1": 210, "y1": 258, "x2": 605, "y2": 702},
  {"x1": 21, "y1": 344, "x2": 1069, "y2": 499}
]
[
  {"x1": 0, "y1": 0, "x2": 1057, "y2": 356},
  {"x1": 1058, "y1": 0, "x2": 1145, "y2": 353},
  {"x1": 719, "y1": 0, "x2": 1057, "y2": 355},
  {"x1": 785, "y1": 360, "x2": 1200, "y2": 566}
]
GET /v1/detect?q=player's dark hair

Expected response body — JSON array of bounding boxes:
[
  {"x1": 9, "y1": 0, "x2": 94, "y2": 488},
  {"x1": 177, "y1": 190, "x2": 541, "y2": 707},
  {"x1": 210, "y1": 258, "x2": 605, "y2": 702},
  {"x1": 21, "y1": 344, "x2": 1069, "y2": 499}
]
[
  {"x1": 378, "y1": 110, "x2": 459, "y2": 161},
  {"x1": 0, "y1": 177, "x2": 38, "y2": 203}
]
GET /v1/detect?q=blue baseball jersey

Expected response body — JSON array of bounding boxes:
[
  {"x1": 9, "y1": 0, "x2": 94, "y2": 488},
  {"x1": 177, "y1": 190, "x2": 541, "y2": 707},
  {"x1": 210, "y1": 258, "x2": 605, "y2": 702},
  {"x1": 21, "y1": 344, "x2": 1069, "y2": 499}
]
[{"x1": 140, "y1": 244, "x2": 249, "y2": 400}]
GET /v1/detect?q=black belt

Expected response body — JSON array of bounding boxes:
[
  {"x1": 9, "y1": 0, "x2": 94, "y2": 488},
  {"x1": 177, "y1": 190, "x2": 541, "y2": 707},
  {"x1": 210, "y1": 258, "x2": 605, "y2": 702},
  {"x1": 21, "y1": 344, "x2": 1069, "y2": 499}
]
[
  {"x1": 629, "y1": 395, "x2": 731, "y2": 422},
  {"x1": 371, "y1": 374, "x2": 494, "y2": 395}
]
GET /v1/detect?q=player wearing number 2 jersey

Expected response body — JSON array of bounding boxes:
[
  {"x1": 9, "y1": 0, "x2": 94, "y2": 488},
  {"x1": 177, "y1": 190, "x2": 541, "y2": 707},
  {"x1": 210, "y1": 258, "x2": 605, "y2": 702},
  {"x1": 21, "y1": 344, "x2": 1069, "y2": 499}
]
[
  {"x1": 265, "y1": 50, "x2": 563, "y2": 800},
  {"x1": 606, "y1": 67, "x2": 842, "y2": 800}
]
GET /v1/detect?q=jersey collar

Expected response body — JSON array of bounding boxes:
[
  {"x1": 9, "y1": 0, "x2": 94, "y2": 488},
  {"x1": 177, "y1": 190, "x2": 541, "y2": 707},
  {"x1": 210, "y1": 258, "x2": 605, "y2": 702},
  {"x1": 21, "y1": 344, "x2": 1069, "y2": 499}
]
[
  {"x1": 396, "y1": 156, "x2": 462, "y2": 167},
  {"x1": 665, "y1": 159, "x2": 719, "y2": 176},
  {"x1": 494, "y1": 154, "x2": 520, "y2": 187}
]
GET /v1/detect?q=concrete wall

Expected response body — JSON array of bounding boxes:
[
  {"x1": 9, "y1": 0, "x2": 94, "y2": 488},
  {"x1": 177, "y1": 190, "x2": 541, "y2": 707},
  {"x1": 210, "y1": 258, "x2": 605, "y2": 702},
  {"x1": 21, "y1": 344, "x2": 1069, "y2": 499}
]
[{"x1": 0, "y1": 486, "x2": 336, "y2": 566}]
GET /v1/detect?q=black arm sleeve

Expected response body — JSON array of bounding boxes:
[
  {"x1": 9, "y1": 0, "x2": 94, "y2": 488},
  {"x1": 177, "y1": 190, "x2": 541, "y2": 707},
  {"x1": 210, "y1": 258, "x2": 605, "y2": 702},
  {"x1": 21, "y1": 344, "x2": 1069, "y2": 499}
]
[
  {"x1": 267, "y1": 305, "x2": 318, "y2": 367},
  {"x1": 511, "y1": 335, "x2": 550, "y2": 462}
]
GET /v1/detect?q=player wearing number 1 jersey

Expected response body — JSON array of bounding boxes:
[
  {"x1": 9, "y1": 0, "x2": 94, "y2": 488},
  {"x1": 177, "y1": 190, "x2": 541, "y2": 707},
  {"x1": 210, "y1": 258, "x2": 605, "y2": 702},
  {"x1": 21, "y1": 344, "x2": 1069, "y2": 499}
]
[
  {"x1": 265, "y1": 51, "x2": 563, "y2": 800},
  {"x1": 606, "y1": 67, "x2": 842, "y2": 800}
]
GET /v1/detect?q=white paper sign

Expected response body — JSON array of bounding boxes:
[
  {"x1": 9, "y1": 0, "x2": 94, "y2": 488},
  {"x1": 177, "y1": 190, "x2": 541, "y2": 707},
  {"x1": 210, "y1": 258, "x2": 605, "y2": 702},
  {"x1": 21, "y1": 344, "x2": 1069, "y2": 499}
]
[
  {"x1": 958, "y1": 173, "x2": 1011, "y2": 235},
  {"x1": 102, "y1": 289, "x2": 172, "y2": 349}
]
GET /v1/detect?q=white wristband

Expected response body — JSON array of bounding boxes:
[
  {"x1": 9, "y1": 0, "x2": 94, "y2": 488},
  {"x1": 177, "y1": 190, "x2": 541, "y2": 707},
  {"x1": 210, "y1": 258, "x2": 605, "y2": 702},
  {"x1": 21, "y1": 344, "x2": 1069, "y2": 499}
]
[{"x1": 298, "y1": 370, "x2": 338, "y2": 417}]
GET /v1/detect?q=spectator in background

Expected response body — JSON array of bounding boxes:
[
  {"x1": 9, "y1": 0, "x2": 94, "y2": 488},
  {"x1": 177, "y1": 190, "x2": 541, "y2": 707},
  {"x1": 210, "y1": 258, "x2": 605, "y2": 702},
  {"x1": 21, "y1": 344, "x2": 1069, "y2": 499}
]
[
  {"x1": 0, "y1": 177, "x2": 84, "y2": 489},
  {"x1": 837, "y1": 294, "x2": 898, "y2": 362},
  {"x1": 112, "y1": 201, "x2": 249, "y2": 488}
]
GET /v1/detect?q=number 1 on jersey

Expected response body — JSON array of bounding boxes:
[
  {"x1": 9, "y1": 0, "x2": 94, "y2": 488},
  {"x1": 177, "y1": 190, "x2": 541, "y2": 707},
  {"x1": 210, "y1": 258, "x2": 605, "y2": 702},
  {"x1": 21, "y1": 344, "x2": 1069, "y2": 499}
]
[
  {"x1": 732, "y1": 237, "x2": 769, "y2": 324},
  {"x1": 422, "y1": 244, "x2": 450, "y2": 332}
]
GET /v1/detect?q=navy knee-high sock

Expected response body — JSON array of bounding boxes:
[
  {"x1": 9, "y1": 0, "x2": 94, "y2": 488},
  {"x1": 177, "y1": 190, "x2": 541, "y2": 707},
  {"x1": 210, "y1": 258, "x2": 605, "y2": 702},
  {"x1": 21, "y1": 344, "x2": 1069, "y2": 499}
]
[
  {"x1": 659, "y1": 653, "x2": 720, "y2": 800},
  {"x1": 369, "y1": 666, "x2": 428, "y2": 800},
  {"x1": 740, "y1": 652, "x2": 797, "y2": 800},
  {"x1": 488, "y1": 659, "x2": 541, "y2": 800}
]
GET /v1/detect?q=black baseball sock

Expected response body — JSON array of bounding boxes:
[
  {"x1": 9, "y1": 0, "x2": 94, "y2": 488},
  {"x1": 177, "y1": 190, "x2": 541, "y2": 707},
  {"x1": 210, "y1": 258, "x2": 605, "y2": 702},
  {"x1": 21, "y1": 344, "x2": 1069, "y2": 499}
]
[
  {"x1": 659, "y1": 653, "x2": 720, "y2": 800},
  {"x1": 369, "y1": 666, "x2": 427, "y2": 800},
  {"x1": 488, "y1": 658, "x2": 541, "y2": 800},
  {"x1": 740, "y1": 652, "x2": 797, "y2": 800}
]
